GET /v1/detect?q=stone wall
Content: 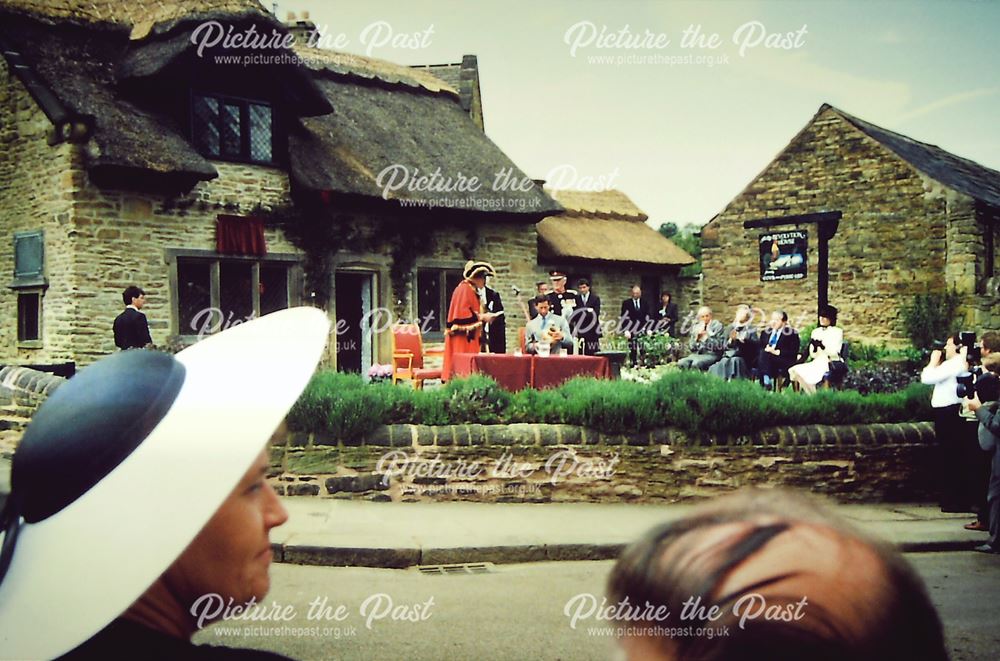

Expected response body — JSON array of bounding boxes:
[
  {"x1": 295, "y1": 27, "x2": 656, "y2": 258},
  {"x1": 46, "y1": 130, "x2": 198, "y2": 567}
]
[
  {"x1": 270, "y1": 421, "x2": 937, "y2": 504},
  {"x1": 701, "y1": 106, "x2": 967, "y2": 345},
  {"x1": 0, "y1": 366, "x2": 64, "y2": 456},
  {"x1": 0, "y1": 58, "x2": 78, "y2": 365}
]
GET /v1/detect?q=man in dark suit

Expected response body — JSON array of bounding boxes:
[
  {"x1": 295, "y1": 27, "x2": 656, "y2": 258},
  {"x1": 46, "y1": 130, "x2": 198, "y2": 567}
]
[
  {"x1": 655, "y1": 291, "x2": 680, "y2": 337},
  {"x1": 482, "y1": 283, "x2": 506, "y2": 354},
  {"x1": 570, "y1": 278, "x2": 602, "y2": 355},
  {"x1": 757, "y1": 310, "x2": 800, "y2": 389},
  {"x1": 620, "y1": 284, "x2": 651, "y2": 365},
  {"x1": 113, "y1": 285, "x2": 152, "y2": 350}
]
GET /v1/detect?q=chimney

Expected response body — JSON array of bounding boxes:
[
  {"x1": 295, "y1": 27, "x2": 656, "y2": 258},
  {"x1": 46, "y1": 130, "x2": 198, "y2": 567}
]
[{"x1": 283, "y1": 10, "x2": 317, "y2": 44}]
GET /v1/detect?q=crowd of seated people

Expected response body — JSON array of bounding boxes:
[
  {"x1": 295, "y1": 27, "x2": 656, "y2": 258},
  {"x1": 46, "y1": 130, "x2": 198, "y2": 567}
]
[{"x1": 677, "y1": 303, "x2": 846, "y2": 392}]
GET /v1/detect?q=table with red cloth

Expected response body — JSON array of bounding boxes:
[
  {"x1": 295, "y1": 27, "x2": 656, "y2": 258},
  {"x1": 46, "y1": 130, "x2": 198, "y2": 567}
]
[{"x1": 449, "y1": 353, "x2": 611, "y2": 391}]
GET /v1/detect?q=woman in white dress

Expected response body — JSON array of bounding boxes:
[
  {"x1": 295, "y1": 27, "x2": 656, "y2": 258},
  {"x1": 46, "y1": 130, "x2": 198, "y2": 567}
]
[{"x1": 789, "y1": 304, "x2": 844, "y2": 394}]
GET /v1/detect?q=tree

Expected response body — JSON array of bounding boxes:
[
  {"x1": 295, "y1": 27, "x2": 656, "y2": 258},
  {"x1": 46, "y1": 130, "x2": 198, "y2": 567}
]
[{"x1": 658, "y1": 222, "x2": 678, "y2": 238}]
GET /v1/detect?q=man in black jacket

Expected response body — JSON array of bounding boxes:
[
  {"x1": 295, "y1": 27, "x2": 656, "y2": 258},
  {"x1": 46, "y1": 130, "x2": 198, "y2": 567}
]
[
  {"x1": 757, "y1": 310, "x2": 800, "y2": 388},
  {"x1": 482, "y1": 284, "x2": 506, "y2": 354},
  {"x1": 571, "y1": 278, "x2": 602, "y2": 355},
  {"x1": 113, "y1": 285, "x2": 153, "y2": 350},
  {"x1": 620, "y1": 285, "x2": 651, "y2": 365}
]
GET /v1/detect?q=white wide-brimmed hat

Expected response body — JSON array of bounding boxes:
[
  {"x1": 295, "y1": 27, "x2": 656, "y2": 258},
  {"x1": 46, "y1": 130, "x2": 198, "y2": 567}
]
[{"x1": 0, "y1": 307, "x2": 330, "y2": 660}]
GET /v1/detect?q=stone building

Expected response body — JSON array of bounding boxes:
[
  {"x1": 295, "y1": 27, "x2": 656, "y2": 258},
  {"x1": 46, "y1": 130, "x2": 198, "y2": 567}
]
[
  {"x1": 535, "y1": 189, "x2": 695, "y2": 327},
  {"x1": 0, "y1": 0, "x2": 558, "y2": 373},
  {"x1": 701, "y1": 103, "x2": 1000, "y2": 343}
]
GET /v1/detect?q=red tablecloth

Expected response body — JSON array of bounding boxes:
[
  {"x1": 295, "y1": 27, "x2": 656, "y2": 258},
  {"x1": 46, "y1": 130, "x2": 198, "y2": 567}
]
[
  {"x1": 534, "y1": 355, "x2": 611, "y2": 389},
  {"x1": 451, "y1": 353, "x2": 610, "y2": 391}
]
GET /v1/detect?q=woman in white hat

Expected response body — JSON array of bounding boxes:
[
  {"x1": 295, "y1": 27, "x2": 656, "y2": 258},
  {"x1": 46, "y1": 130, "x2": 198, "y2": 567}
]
[{"x1": 0, "y1": 308, "x2": 330, "y2": 660}]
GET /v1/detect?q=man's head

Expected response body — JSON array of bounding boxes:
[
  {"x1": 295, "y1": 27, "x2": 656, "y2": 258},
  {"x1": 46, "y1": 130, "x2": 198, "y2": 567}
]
[
  {"x1": 550, "y1": 271, "x2": 567, "y2": 293},
  {"x1": 697, "y1": 306, "x2": 713, "y2": 324},
  {"x1": 123, "y1": 285, "x2": 146, "y2": 309},
  {"x1": 735, "y1": 304, "x2": 752, "y2": 324},
  {"x1": 608, "y1": 489, "x2": 947, "y2": 661},
  {"x1": 985, "y1": 352, "x2": 1000, "y2": 376},
  {"x1": 770, "y1": 310, "x2": 788, "y2": 331},
  {"x1": 534, "y1": 295, "x2": 551, "y2": 317},
  {"x1": 631, "y1": 285, "x2": 642, "y2": 300},
  {"x1": 981, "y1": 331, "x2": 1000, "y2": 356},
  {"x1": 578, "y1": 279, "x2": 591, "y2": 294},
  {"x1": 536, "y1": 281, "x2": 549, "y2": 295}
]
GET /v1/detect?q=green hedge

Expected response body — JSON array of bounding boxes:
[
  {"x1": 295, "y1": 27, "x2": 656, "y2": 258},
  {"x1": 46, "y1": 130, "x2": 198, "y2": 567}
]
[{"x1": 287, "y1": 371, "x2": 934, "y2": 439}]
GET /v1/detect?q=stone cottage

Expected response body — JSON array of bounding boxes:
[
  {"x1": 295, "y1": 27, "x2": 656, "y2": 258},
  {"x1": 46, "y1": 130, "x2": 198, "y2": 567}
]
[
  {"x1": 701, "y1": 103, "x2": 1000, "y2": 343},
  {"x1": 536, "y1": 188, "x2": 696, "y2": 322},
  {"x1": 0, "y1": 0, "x2": 559, "y2": 373}
]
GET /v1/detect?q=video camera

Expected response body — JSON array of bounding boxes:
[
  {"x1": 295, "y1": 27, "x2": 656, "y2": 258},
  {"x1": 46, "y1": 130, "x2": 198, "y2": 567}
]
[{"x1": 951, "y1": 332, "x2": 995, "y2": 400}]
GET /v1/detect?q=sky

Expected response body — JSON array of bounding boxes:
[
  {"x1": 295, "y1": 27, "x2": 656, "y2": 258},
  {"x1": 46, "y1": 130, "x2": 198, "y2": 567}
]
[{"x1": 273, "y1": 0, "x2": 1000, "y2": 229}]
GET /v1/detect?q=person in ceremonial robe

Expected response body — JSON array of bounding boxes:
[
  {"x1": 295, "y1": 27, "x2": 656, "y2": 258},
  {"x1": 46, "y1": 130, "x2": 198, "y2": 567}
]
[{"x1": 442, "y1": 260, "x2": 498, "y2": 381}]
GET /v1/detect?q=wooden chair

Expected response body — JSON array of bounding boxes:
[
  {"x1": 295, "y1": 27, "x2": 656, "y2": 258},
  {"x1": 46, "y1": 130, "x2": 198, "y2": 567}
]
[
  {"x1": 518, "y1": 327, "x2": 527, "y2": 353},
  {"x1": 391, "y1": 324, "x2": 442, "y2": 389}
]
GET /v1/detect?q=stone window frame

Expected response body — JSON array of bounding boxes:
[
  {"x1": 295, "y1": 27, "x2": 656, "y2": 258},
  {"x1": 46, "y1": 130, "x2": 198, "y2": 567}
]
[
  {"x1": 15, "y1": 288, "x2": 44, "y2": 349},
  {"x1": 165, "y1": 248, "x2": 303, "y2": 340},
  {"x1": 414, "y1": 260, "x2": 465, "y2": 341},
  {"x1": 189, "y1": 91, "x2": 280, "y2": 166},
  {"x1": 10, "y1": 230, "x2": 47, "y2": 349}
]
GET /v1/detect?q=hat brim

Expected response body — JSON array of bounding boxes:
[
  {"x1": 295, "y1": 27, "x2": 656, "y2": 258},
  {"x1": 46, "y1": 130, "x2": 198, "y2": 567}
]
[{"x1": 0, "y1": 307, "x2": 329, "y2": 660}]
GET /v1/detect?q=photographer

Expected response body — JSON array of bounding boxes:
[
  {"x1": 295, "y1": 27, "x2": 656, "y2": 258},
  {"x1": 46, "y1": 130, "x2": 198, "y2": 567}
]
[
  {"x1": 961, "y1": 331, "x2": 1000, "y2": 532},
  {"x1": 920, "y1": 333, "x2": 970, "y2": 513},
  {"x1": 964, "y1": 352, "x2": 1000, "y2": 553}
]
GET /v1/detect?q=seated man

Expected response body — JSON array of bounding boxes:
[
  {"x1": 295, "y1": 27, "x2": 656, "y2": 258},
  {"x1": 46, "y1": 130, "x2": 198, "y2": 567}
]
[
  {"x1": 525, "y1": 295, "x2": 574, "y2": 355},
  {"x1": 757, "y1": 309, "x2": 800, "y2": 388},
  {"x1": 677, "y1": 306, "x2": 724, "y2": 370},
  {"x1": 0, "y1": 308, "x2": 329, "y2": 660},
  {"x1": 608, "y1": 488, "x2": 948, "y2": 661},
  {"x1": 708, "y1": 304, "x2": 759, "y2": 380}
]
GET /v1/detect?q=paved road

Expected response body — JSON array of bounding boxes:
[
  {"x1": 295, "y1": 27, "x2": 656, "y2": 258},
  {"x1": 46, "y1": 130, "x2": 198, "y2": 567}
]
[{"x1": 194, "y1": 553, "x2": 1000, "y2": 661}]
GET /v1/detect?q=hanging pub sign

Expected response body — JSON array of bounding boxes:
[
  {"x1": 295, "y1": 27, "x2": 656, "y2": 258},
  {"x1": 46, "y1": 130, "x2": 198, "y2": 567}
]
[{"x1": 759, "y1": 230, "x2": 807, "y2": 281}]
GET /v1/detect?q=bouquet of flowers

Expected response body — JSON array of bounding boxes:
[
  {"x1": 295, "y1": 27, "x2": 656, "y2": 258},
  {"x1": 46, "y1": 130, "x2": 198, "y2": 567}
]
[{"x1": 367, "y1": 363, "x2": 393, "y2": 384}]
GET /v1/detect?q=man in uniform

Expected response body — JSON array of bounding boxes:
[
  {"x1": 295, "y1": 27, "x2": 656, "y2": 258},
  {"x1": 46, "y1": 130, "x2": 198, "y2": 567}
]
[{"x1": 545, "y1": 271, "x2": 579, "y2": 319}]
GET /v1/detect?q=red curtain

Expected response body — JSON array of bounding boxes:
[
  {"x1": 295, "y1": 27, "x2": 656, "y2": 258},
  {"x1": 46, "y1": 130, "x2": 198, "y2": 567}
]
[{"x1": 216, "y1": 215, "x2": 266, "y2": 256}]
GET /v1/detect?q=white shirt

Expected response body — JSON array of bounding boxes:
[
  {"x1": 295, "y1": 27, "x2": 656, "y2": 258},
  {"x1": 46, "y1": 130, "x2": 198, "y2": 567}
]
[{"x1": 921, "y1": 355, "x2": 968, "y2": 408}]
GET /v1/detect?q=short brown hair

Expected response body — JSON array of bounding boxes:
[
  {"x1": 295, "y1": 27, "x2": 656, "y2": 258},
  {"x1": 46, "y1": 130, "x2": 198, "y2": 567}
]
[
  {"x1": 982, "y1": 331, "x2": 1000, "y2": 354},
  {"x1": 984, "y1": 352, "x2": 1000, "y2": 374}
]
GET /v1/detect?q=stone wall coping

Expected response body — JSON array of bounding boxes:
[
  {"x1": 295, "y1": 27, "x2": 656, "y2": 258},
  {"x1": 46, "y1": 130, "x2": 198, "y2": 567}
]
[
  {"x1": 0, "y1": 366, "x2": 65, "y2": 397},
  {"x1": 287, "y1": 421, "x2": 935, "y2": 449}
]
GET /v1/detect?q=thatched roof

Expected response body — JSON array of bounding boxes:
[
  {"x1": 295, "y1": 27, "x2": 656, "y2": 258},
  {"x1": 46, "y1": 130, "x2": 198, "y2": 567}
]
[
  {"x1": 1, "y1": 1, "x2": 558, "y2": 215},
  {"x1": 0, "y1": 11, "x2": 218, "y2": 186},
  {"x1": 824, "y1": 104, "x2": 1000, "y2": 209},
  {"x1": 0, "y1": 0, "x2": 269, "y2": 38},
  {"x1": 548, "y1": 189, "x2": 648, "y2": 220},
  {"x1": 538, "y1": 189, "x2": 695, "y2": 267},
  {"x1": 296, "y1": 45, "x2": 458, "y2": 98},
  {"x1": 288, "y1": 72, "x2": 559, "y2": 216}
]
